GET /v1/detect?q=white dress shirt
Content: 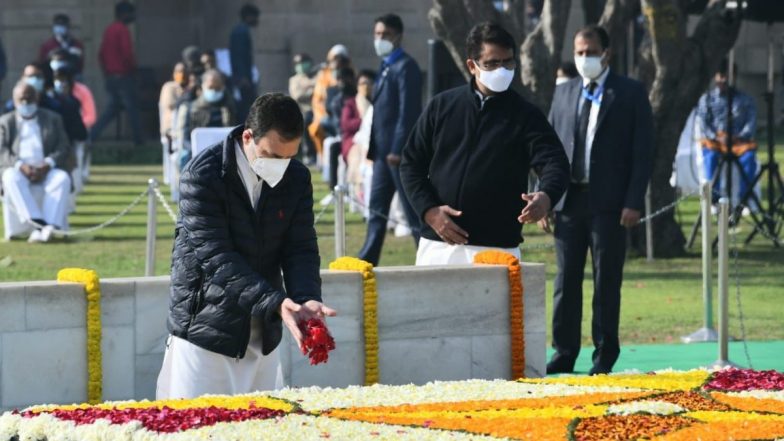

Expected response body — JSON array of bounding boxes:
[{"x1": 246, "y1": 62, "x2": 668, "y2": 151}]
[
  {"x1": 15, "y1": 115, "x2": 50, "y2": 168},
  {"x1": 577, "y1": 67, "x2": 610, "y2": 183},
  {"x1": 235, "y1": 141, "x2": 263, "y2": 209}
]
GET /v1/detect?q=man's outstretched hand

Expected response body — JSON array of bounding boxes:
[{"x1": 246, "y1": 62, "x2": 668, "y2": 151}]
[
  {"x1": 279, "y1": 298, "x2": 337, "y2": 351},
  {"x1": 518, "y1": 192, "x2": 551, "y2": 224}
]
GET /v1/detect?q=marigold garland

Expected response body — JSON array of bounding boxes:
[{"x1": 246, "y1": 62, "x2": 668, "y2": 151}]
[
  {"x1": 57, "y1": 268, "x2": 102, "y2": 404},
  {"x1": 473, "y1": 250, "x2": 525, "y2": 379},
  {"x1": 329, "y1": 257, "x2": 379, "y2": 385}
]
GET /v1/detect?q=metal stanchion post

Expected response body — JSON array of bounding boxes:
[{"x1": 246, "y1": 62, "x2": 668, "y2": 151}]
[
  {"x1": 714, "y1": 198, "x2": 738, "y2": 368},
  {"x1": 145, "y1": 178, "x2": 158, "y2": 277},
  {"x1": 334, "y1": 185, "x2": 346, "y2": 258},
  {"x1": 645, "y1": 186, "x2": 654, "y2": 262},
  {"x1": 682, "y1": 182, "x2": 718, "y2": 343}
]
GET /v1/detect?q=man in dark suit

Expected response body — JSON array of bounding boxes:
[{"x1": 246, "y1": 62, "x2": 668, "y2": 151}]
[
  {"x1": 544, "y1": 25, "x2": 654, "y2": 375},
  {"x1": 357, "y1": 13, "x2": 422, "y2": 265}
]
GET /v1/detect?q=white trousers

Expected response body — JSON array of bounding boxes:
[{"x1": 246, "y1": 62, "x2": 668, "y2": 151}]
[
  {"x1": 2, "y1": 167, "x2": 70, "y2": 228},
  {"x1": 156, "y1": 318, "x2": 283, "y2": 399},
  {"x1": 415, "y1": 237, "x2": 521, "y2": 266}
]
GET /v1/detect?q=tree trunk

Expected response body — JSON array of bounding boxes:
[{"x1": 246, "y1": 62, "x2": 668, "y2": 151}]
[
  {"x1": 583, "y1": 0, "x2": 605, "y2": 24},
  {"x1": 641, "y1": 0, "x2": 741, "y2": 256},
  {"x1": 429, "y1": 0, "x2": 572, "y2": 114}
]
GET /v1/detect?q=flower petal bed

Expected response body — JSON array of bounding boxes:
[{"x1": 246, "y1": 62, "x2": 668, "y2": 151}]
[{"x1": 2, "y1": 368, "x2": 783, "y2": 440}]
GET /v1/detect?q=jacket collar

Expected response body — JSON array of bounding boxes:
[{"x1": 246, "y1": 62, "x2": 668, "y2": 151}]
[
  {"x1": 465, "y1": 78, "x2": 514, "y2": 109},
  {"x1": 221, "y1": 125, "x2": 245, "y2": 178}
]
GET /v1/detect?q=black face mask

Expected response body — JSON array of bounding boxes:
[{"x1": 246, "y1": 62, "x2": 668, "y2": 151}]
[{"x1": 122, "y1": 15, "x2": 136, "y2": 24}]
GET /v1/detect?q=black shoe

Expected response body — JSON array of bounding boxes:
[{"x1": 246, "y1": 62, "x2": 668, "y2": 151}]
[
  {"x1": 588, "y1": 365, "x2": 612, "y2": 376},
  {"x1": 546, "y1": 359, "x2": 575, "y2": 375}
]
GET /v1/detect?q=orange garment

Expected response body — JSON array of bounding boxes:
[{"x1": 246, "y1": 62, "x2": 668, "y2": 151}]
[
  {"x1": 72, "y1": 82, "x2": 97, "y2": 129},
  {"x1": 308, "y1": 67, "x2": 335, "y2": 155},
  {"x1": 700, "y1": 131, "x2": 757, "y2": 156}
]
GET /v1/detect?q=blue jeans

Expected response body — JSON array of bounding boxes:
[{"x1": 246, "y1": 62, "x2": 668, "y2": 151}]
[
  {"x1": 702, "y1": 148, "x2": 758, "y2": 204},
  {"x1": 357, "y1": 159, "x2": 421, "y2": 265},
  {"x1": 90, "y1": 74, "x2": 143, "y2": 145}
]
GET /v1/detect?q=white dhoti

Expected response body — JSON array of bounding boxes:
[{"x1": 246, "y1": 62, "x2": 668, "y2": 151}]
[
  {"x1": 2, "y1": 167, "x2": 70, "y2": 228},
  {"x1": 415, "y1": 237, "x2": 521, "y2": 266},
  {"x1": 156, "y1": 318, "x2": 283, "y2": 399}
]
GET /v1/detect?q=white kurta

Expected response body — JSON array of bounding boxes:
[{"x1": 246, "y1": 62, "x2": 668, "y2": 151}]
[
  {"x1": 155, "y1": 142, "x2": 282, "y2": 399},
  {"x1": 2, "y1": 115, "x2": 70, "y2": 228},
  {"x1": 415, "y1": 237, "x2": 521, "y2": 266}
]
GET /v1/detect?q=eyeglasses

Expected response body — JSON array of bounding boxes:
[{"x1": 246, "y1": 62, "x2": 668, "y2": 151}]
[{"x1": 474, "y1": 58, "x2": 517, "y2": 71}]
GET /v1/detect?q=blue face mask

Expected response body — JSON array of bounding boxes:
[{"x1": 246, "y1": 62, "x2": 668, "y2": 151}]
[
  {"x1": 50, "y1": 60, "x2": 69, "y2": 73},
  {"x1": 17, "y1": 103, "x2": 38, "y2": 118},
  {"x1": 25, "y1": 76, "x2": 45, "y2": 92},
  {"x1": 53, "y1": 24, "x2": 68, "y2": 37},
  {"x1": 202, "y1": 88, "x2": 224, "y2": 103}
]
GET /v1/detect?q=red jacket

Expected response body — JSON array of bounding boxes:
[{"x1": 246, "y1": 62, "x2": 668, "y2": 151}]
[
  {"x1": 98, "y1": 21, "x2": 136, "y2": 75},
  {"x1": 340, "y1": 96, "x2": 362, "y2": 159}
]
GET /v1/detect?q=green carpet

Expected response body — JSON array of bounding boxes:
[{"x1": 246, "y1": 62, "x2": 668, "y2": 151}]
[{"x1": 546, "y1": 340, "x2": 784, "y2": 374}]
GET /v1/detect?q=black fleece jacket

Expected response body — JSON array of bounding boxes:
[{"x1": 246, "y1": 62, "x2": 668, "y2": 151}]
[{"x1": 400, "y1": 82, "x2": 570, "y2": 248}]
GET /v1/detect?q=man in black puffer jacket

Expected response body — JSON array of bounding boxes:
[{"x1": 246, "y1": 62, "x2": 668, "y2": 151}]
[{"x1": 157, "y1": 93, "x2": 336, "y2": 399}]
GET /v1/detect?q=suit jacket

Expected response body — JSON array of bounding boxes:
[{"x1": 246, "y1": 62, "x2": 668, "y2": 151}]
[
  {"x1": 367, "y1": 51, "x2": 422, "y2": 160},
  {"x1": 548, "y1": 71, "x2": 654, "y2": 212},
  {"x1": 0, "y1": 108, "x2": 71, "y2": 186}
]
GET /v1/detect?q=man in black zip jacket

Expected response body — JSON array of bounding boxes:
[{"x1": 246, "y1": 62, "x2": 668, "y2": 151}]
[
  {"x1": 157, "y1": 94, "x2": 336, "y2": 399},
  {"x1": 400, "y1": 23, "x2": 569, "y2": 265}
]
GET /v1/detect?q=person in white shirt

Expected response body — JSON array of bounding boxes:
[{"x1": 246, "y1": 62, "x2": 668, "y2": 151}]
[{"x1": 1, "y1": 82, "x2": 71, "y2": 242}]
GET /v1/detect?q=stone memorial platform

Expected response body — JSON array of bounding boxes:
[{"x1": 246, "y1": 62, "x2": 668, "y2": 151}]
[{"x1": 0, "y1": 263, "x2": 544, "y2": 411}]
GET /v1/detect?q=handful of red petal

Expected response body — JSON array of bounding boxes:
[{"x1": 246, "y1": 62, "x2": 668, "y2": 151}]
[{"x1": 298, "y1": 318, "x2": 336, "y2": 365}]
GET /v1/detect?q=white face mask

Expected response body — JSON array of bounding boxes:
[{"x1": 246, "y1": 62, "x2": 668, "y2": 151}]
[
  {"x1": 374, "y1": 38, "x2": 395, "y2": 58},
  {"x1": 251, "y1": 157, "x2": 291, "y2": 188},
  {"x1": 574, "y1": 55, "x2": 605, "y2": 81},
  {"x1": 475, "y1": 65, "x2": 515, "y2": 93}
]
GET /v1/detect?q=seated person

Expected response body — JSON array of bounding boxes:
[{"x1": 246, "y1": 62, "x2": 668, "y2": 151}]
[
  {"x1": 173, "y1": 69, "x2": 235, "y2": 167},
  {"x1": 697, "y1": 60, "x2": 758, "y2": 207},
  {"x1": 51, "y1": 70, "x2": 88, "y2": 146},
  {"x1": 1, "y1": 82, "x2": 71, "y2": 242},
  {"x1": 50, "y1": 49, "x2": 96, "y2": 130},
  {"x1": 4, "y1": 62, "x2": 61, "y2": 114}
]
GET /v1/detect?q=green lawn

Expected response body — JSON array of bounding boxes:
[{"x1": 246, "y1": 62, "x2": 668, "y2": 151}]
[{"x1": 1, "y1": 142, "x2": 783, "y2": 346}]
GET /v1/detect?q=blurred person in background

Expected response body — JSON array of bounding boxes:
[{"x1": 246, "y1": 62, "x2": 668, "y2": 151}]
[
  {"x1": 230, "y1": 3, "x2": 260, "y2": 123},
  {"x1": 170, "y1": 69, "x2": 235, "y2": 200},
  {"x1": 0, "y1": 37, "x2": 6, "y2": 101},
  {"x1": 201, "y1": 50, "x2": 218, "y2": 71},
  {"x1": 39, "y1": 13, "x2": 85, "y2": 75},
  {"x1": 556, "y1": 60, "x2": 578, "y2": 85},
  {"x1": 50, "y1": 50, "x2": 95, "y2": 183},
  {"x1": 308, "y1": 45, "x2": 349, "y2": 163},
  {"x1": 324, "y1": 66, "x2": 356, "y2": 197},
  {"x1": 91, "y1": 1, "x2": 142, "y2": 145},
  {"x1": 51, "y1": 69, "x2": 88, "y2": 195},
  {"x1": 289, "y1": 53, "x2": 316, "y2": 164},
  {"x1": 344, "y1": 69, "x2": 375, "y2": 213},
  {"x1": 159, "y1": 62, "x2": 188, "y2": 185},
  {"x1": 5, "y1": 63, "x2": 61, "y2": 114},
  {"x1": 182, "y1": 46, "x2": 205, "y2": 78}
]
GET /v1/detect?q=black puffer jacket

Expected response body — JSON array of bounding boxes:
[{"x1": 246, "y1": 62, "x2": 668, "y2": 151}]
[{"x1": 167, "y1": 126, "x2": 321, "y2": 358}]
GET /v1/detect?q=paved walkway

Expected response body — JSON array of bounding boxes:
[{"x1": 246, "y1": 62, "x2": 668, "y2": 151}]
[{"x1": 546, "y1": 340, "x2": 783, "y2": 374}]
